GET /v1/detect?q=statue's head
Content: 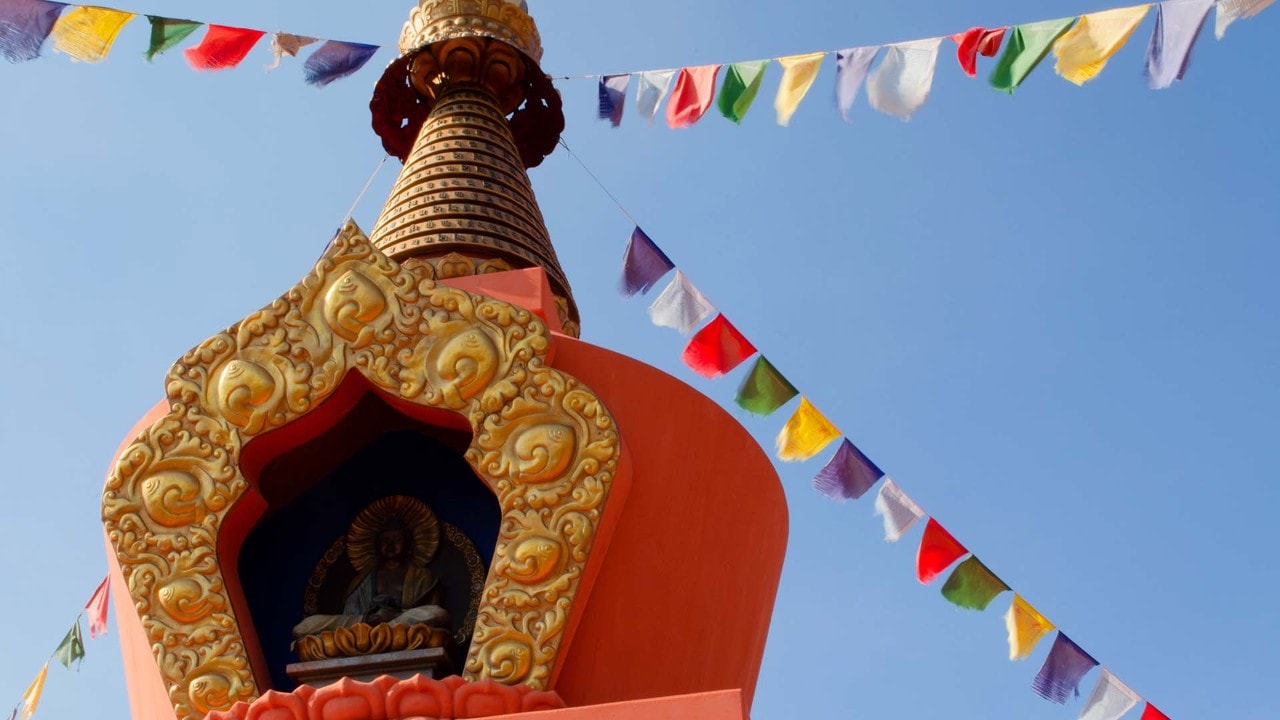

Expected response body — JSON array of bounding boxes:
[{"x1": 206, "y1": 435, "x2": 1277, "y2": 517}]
[
  {"x1": 347, "y1": 496, "x2": 441, "y2": 573},
  {"x1": 377, "y1": 518, "x2": 410, "y2": 562}
]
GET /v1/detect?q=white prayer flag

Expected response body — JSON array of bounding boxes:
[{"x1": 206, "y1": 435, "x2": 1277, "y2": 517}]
[
  {"x1": 268, "y1": 33, "x2": 319, "y2": 70},
  {"x1": 636, "y1": 70, "x2": 677, "y2": 124},
  {"x1": 649, "y1": 271, "x2": 716, "y2": 334},
  {"x1": 1215, "y1": 0, "x2": 1276, "y2": 37},
  {"x1": 866, "y1": 38, "x2": 943, "y2": 121},
  {"x1": 874, "y1": 478, "x2": 924, "y2": 542},
  {"x1": 1080, "y1": 669, "x2": 1141, "y2": 720}
]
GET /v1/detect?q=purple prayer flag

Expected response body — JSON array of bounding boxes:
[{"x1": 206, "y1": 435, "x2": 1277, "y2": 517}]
[
  {"x1": 621, "y1": 227, "x2": 675, "y2": 296},
  {"x1": 599, "y1": 74, "x2": 630, "y2": 127},
  {"x1": 835, "y1": 46, "x2": 880, "y2": 121},
  {"x1": 1033, "y1": 633, "x2": 1100, "y2": 704},
  {"x1": 303, "y1": 40, "x2": 379, "y2": 87},
  {"x1": 0, "y1": 0, "x2": 66, "y2": 63},
  {"x1": 1145, "y1": 0, "x2": 1214, "y2": 90},
  {"x1": 813, "y1": 439, "x2": 885, "y2": 501}
]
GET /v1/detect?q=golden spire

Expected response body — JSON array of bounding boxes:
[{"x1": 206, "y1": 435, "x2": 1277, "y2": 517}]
[{"x1": 369, "y1": 0, "x2": 578, "y2": 336}]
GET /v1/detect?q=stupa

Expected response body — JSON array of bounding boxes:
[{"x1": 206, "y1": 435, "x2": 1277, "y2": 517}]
[{"x1": 100, "y1": 2, "x2": 787, "y2": 719}]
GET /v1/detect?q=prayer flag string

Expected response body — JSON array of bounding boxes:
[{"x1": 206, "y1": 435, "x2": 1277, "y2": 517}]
[
  {"x1": 0, "y1": 0, "x2": 1266, "y2": 112},
  {"x1": 4, "y1": 578, "x2": 111, "y2": 720},
  {"x1": 555, "y1": 133, "x2": 1182, "y2": 718}
]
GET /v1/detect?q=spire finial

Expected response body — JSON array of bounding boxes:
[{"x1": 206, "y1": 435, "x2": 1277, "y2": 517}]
[{"x1": 367, "y1": 0, "x2": 577, "y2": 336}]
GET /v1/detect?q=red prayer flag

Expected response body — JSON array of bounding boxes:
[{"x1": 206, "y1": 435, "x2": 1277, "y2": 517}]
[
  {"x1": 917, "y1": 519, "x2": 968, "y2": 584},
  {"x1": 682, "y1": 314, "x2": 757, "y2": 378},
  {"x1": 666, "y1": 65, "x2": 721, "y2": 129},
  {"x1": 1141, "y1": 704, "x2": 1171, "y2": 720},
  {"x1": 184, "y1": 25, "x2": 265, "y2": 70},
  {"x1": 949, "y1": 27, "x2": 1007, "y2": 77},
  {"x1": 85, "y1": 575, "x2": 110, "y2": 638}
]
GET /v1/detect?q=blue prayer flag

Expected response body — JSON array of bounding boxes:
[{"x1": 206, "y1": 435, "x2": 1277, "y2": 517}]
[{"x1": 303, "y1": 40, "x2": 379, "y2": 87}]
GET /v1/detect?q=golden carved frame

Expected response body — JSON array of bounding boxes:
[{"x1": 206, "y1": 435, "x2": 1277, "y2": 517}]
[{"x1": 101, "y1": 221, "x2": 620, "y2": 720}]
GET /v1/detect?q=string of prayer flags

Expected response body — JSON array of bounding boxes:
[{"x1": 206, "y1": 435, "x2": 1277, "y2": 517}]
[
  {"x1": 940, "y1": 556, "x2": 1009, "y2": 610},
  {"x1": 1052, "y1": 6, "x2": 1151, "y2": 85},
  {"x1": 621, "y1": 227, "x2": 675, "y2": 296},
  {"x1": 874, "y1": 479, "x2": 925, "y2": 542},
  {"x1": 144, "y1": 16, "x2": 200, "y2": 61},
  {"x1": 598, "y1": 74, "x2": 629, "y2": 127},
  {"x1": 735, "y1": 357, "x2": 798, "y2": 416},
  {"x1": 49, "y1": 5, "x2": 132, "y2": 63},
  {"x1": 648, "y1": 270, "x2": 715, "y2": 334},
  {"x1": 666, "y1": 65, "x2": 720, "y2": 129},
  {"x1": 635, "y1": 69, "x2": 676, "y2": 124},
  {"x1": 866, "y1": 38, "x2": 943, "y2": 120},
  {"x1": 1141, "y1": 704, "x2": 1172, "y2": 720},
  {"x1": 53, "y1": 620, "x2": 85, "y2": 670},
  {"x1": 303, "y1": 40, "x2": 378, "y2": 87},
  {"x1": 813, "y1": 439, "x2": 884, "y2": 501},
  {"x1": 1080, "y1": 669, "x2": 1142, "y2": 720},
  {"x1": 268, "y1": 32, "x2": 318, "y2": 70},
  {"x1": 85, "y1": 576, "x2": 109, "y2": 638},
  {"x1": 1006, "y1": 595, "x2": 1055, "y2": 660},
  {"x1": 719, "y1": 60, "x2": 769, "y2": 123},
  {"x1": 19, "y1": 664, "x2": 46, "y2": 720},
  {"x1": 916, "y1": 519, "x2": 968, "y2": 584},
  {"x1": 683, "y1": 314, "x2": 757, "y2": 378},
  {"x1": 776, "y1": 397, "x2": 841, "y2": 461},
  {"x1": 951, "y1": 27, "x2": 1006, "y2": 76},
  {"x1": 1033, "y1": 633, "x2": 1099, "y2": 704},
  {"x1": 990, "y1": 17, "x2": 1077, "y2": 93},
  {"x1": 1145, "y1": 0, "x2": 1214, "y2": 89},
  {"x1": 0, "y1": 0, "x2": 66, "y2": 63},
  {"x1": 1215, "y1": 0, "x2": 1275, "y2": 37},
  {"x1": 774, "y1": 52, "x2": 825, "y2": 126},
  {"x1": 184, "y1": 24, "x2": 265, "y2": 70},
  {"x1": 835, "y1": 46, "x2": 879, "y2": 121}
]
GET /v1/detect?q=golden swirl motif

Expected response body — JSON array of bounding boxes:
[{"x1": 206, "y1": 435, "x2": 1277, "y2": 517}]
[
  {"x1": 435, "y1": 329, "x2": 500, "y2": 405},
  {"x1": 509, "y1": 423, "x2": 576, "y2": 485},
  {"x1": 214, "y1": 360, "x2": 278, "y2": 433},
  {"x1": 323, "y1": 270, "x2": 389, "y2": 347},
  {"x1": 157, "y1": 577, "x2": 220, "y2": 625},
  {"x1": 505, "y1": 535, "x2": 564, "y2": 586},
  {"x1": 483, "y1": 637, "x2": 534, "y2": 685},
  {"x1": 140, "y1": 471, "x2": 206, "y2": 528},
  {"x1": 186, "y1": 672, "x2": 234, "y2": 717},
  {"x1": 102, "y1": 221, "x2": 620, "y2": 720}
]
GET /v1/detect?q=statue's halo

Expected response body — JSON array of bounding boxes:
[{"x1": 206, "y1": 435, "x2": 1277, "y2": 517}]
[{"x1": 346, "y1": 495, "x2": 442, "y2": 573}]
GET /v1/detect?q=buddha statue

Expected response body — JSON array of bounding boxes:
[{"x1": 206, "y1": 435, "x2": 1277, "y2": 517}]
[{"x1": 293, "y1": 496, "x2": 450, "y2": 646}]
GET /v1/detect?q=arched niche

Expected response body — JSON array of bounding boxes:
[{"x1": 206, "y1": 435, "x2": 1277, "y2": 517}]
[{"x1": 101, "y1": 222, "x2": 623, "y2": 720}]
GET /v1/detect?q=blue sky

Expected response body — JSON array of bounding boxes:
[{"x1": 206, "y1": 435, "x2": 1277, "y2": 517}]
[{"x1": 0, "y1": 1, "x2": 1275, "y2": 718}]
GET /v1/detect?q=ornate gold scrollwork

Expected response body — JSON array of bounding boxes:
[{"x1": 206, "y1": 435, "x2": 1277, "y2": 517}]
[{"x1": 102, "y1": 221, "x2": 619, "y2": 720}]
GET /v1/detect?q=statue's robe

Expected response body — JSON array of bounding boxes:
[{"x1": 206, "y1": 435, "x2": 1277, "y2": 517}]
[{"x1": 293, "y1": 564, "x2": 447, "y2": 639}]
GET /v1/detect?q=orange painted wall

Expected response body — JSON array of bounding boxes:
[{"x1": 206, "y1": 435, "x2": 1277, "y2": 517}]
[{"x1": 545, "y1": 338, "x2": 788, "y2": 711}]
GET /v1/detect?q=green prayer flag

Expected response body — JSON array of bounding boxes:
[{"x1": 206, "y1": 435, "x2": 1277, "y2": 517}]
[
  {"x1": 735, "y1": 357, "x2": 798, "y2": 416},
  {"x1": 145, "y1": 17, "x2": 202, "y2": 61},
  {"x1": 54, "y1": 621, "x2": 85, "y2": 670},
  {"x1": 718, "y1": 60, "x2": 770, "y2": 123},
  {"x1": 941, "y1": 556, "x2": 1010, "y2": 611},
  {"x1": 989, "y1": 18, "x2": 1077, "y2": 93}
]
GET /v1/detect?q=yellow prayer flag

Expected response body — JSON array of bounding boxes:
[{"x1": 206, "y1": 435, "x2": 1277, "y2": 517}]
[
  {"x1": 774, "y1": 52, "x2": 826, "y2": 126},
  {"x1": 20, "y1": 663, "x2": 48, "y2": 720},
  {"x1": 776, "y1": 397, "x2": 841, "y2": 462},
  {"x1": 51, "y1": 7, "x2": 136, "y2": 63},
  {"x1": 1005, "y1": 595, "x2": 1055, "y2": 660},
  {"x1": 1052, "y1": 5, "x2": 1151, "y2": 85}
]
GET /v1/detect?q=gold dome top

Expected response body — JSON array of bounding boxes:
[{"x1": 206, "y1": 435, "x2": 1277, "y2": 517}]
[{"x1": 399, "y1": 0, "x2": 542, "y2": 62}]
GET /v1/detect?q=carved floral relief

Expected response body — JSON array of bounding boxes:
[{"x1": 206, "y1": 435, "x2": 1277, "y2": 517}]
[{"x1": 102, "y1": 221, "x2": 619, "y2": 720}]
